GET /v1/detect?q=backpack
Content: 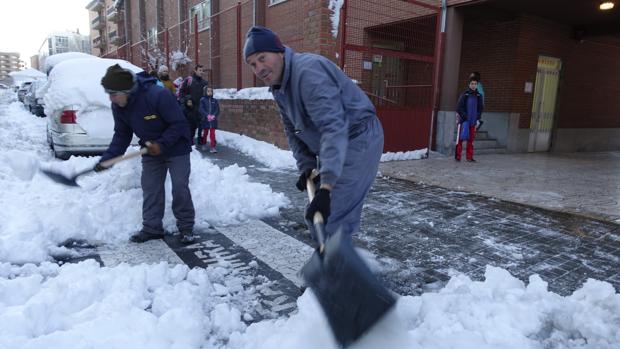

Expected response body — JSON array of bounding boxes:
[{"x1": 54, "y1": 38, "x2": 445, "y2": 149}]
[{"x1": 176, "y1": 76, "x2": 193, "y2": 100}]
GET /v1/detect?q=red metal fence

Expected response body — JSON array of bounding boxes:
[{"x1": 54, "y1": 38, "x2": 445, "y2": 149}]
[{"x1": 339, "y1": 0, "x2": 440, "y2": 152}]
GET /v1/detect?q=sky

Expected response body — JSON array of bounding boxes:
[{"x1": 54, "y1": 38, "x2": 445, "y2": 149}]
[
  {"x1": 0, "y1": 0, "x2": 90, "y2": 64},
  {"x1": 1, "y1": 84, "x2": 619, "y2": 348}
]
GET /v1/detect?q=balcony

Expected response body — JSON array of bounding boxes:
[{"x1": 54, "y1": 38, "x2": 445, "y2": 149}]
[
  {"x1": 108, "y1": 31, "x2": 124, "y2": 46},
  {"x1": 91, "y1": 16, "x2": 104, "y2": 30},
  {"x1": 106, "y1": 6, "x2": 119, "y2": 22},
  {"x1": 93, "y1": 36, "x2": 106, "y2": 50},
  {"x1": 86, "y1": 0, "x2": 104, "y2": 11}
]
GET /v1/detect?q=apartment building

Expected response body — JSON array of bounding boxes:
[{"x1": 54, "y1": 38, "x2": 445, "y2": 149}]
[
  {"x1": 85, "y1": 0, "x2": 620, "y2": 154},
  {"x1": 86, "y1": 0, "x2": 126, "y2": 58},
  {"x1": 0, "y1": 52, "x2": 23, "y2": 84},
  {"x1": 37, "y1": 31, "x2": 92, "y2": 71}
]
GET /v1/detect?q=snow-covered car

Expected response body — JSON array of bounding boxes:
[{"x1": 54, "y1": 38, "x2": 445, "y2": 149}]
[
  {"x1": 17, "y1": 81, "x2": 32, "y2": 103},
  {"x1": 43, "y1": 52, "x2": 99, "y2": 75},
  {"x1": 43, "y1": 58, "x2": 142, "y2": 160},
  {"x1": 23, "y1": 80, "x2": 47, "y2": 117}
]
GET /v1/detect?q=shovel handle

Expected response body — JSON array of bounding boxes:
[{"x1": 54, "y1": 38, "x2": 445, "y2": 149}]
[
  {"x1": 306, "y1": 169, "x2": 326, "y2": 252},
  {"x1": 100, "y1": 147, "x2": 148, "y2": 169}
]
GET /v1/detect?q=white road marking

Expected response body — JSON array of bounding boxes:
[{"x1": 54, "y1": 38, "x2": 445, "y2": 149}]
[{"x1": 217, "y1": 219, "x2": 314, "y2": 287}]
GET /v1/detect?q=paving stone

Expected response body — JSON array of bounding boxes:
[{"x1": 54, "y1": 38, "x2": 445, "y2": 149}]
[{"x1": 200, "y1": 146, "x2": 620, "y2": 296}]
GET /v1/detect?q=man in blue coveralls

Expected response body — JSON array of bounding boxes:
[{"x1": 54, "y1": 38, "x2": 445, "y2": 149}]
[
  {"x1": 96, "y1": 64, "x2": 196, "y2": 244},
  {"x1": 244, "y1": 26, "x2": 384, "y2": 239}
]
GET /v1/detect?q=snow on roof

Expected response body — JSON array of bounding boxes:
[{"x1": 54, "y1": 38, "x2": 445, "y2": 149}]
[{"x1": 43, "y1": 58, "x2": 143, "y2": 114}]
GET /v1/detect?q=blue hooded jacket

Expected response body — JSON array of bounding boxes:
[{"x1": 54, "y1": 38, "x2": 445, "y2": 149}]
[
  {"x1": 456, "y1": 88, "x2": 484, "y2": 126},
  {"x1": 100, "y1": 72, "x2": 191, "y2": 161},
  {"x1": 271, "y1": 47, "x2": 378, "y2": 186}
]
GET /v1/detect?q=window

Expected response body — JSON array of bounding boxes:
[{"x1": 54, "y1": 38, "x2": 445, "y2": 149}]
[
  {"x1": 268, "y1": 0, "x2": 288, "y2": 5},
  {"x1": 189, "y1": 1, "x2": 210, "y2": 33},
  {"x1": 54, "y1": 36, "x2": 69, "y2": 54}
]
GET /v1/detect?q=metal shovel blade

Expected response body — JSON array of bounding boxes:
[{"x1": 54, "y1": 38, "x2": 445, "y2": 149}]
[
  {"x1": 301, "y1": 229, "x2": 396, "y2": 347},
  {"x1": 39, "y1": 168, "x2": 84, "y2": 187}
]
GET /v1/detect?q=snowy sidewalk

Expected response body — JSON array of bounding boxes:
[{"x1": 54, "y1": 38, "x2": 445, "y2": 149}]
[{"x1": 379, "y1": 151, "x2": 620, "y2": 224}]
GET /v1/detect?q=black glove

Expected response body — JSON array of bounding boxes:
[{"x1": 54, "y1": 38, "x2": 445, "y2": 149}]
[
  {"x1": 296, "y1": 168, "x2": 320, "y2": 192},
  {"x1": 305, "y1": 188, "x2": 331, "y2": 222},
  {"x1": 93, "y1": 162, "x2": 109, "y2": 172}
]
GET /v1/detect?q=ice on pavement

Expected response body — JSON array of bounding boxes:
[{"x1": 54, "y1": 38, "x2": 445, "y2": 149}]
[{"x1": 1, "y1": 90, "x2": 619, "y2": 348}]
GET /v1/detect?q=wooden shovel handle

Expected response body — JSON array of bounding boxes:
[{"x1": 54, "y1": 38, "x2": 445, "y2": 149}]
[{"x1": 99, "y1": 147, "x2": 148, "y2": 168}]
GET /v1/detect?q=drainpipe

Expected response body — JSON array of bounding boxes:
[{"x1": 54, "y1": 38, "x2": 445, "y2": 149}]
[{"x1": 427, "y1": 0, "x2": 447, "y2": 158}]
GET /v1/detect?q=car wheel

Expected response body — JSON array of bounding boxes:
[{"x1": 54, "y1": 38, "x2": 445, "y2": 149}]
[{"x1": 54, "y1": 150, "x2": 70, "y2": 161}]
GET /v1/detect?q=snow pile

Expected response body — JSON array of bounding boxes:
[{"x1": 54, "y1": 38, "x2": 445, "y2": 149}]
[
  {"x1": 381, "y1": 148, "x2": 428, "y2": 162},
  {"x1": 2, "y1": 263, "x2": 618, "y2": 348},
  {"x1": 218, "y1": 131, "x2": 296, "y2": 170},
  {"x1": 0, "y1": 261, "x2": 234, "y2": 348},
  {"x1": 215, "y1": 87, "x2": 274, "y2": 100}
]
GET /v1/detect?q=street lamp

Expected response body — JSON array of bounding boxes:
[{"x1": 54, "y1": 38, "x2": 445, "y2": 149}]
[{"x1": 599, "y1": 1, "x2": 615, "y2": 10}]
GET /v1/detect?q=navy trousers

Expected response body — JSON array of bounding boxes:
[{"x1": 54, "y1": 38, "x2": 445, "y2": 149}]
[{"x1": 141, "y1": 154, "x2": 195, "y2": 235}]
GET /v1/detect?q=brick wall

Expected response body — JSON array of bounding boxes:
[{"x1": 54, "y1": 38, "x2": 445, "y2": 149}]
[
  {"x1": 459, "y1": 9, "x2": 520, "y2": 115},
  {"x1": 218, "y1": 99, "x2": 289, "y2": 150},
  {"x1": 558, "y1": 36, "x2": 620, "y2": 128}
]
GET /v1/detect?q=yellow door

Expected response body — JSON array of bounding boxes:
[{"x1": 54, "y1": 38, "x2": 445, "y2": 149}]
[{"x1": 529, "y1": 56, "x2": 561, "y2": 152}]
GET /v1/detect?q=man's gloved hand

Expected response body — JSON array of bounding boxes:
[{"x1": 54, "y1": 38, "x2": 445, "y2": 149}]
[
  {"x1": 305, "y1": 188, "x2": 331, "y2": 222},
  {"x1": 296, "y1": 168, "x2": 320, "y2": 192},
  {"x1": 146, "y1": 141, "x2": 162, "y2": 156},
  {"x1": 93, "y1": 162, "x2": 109, "y2": 172}
]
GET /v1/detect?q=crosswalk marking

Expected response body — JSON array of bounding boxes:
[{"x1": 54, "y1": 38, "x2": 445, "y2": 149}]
[{"x1": 217, "y1": 219, "x2": 315, "y2": 287}]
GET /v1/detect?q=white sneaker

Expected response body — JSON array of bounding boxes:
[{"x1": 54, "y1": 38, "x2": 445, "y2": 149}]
[{"x1": 210, "y1": 148, "x2": 217, "y2": 153}]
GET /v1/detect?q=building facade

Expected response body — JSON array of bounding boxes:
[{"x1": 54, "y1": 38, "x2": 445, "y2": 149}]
[
  {"x1": 37, "y1": 31, "x2": 92, "y2": 71},
  {"x1": 0, "y1": 52, "x2": 22, "y2": 84},
  {"x1": 86, "y1": 0, "x2": 620, "y2": 154}
]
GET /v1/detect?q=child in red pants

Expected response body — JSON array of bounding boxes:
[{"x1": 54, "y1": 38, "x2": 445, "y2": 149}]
[
  {"x1": 455, "y1": 76, "x2": 484, "y2": 161},
  {"x1": 198, "y1": 87, "x2": 220, "y2": 153}
]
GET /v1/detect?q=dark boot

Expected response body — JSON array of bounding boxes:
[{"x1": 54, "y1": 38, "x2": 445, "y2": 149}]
[
  {"x1": 179, "y1": 231, "x2": 196, "y2": 244},
  {"x1": 130, "y1": 231, "x2": 164, "y2": 243}
]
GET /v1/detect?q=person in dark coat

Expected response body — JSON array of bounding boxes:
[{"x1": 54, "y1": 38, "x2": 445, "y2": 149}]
[
  {"x1": 198, "y1": 86, "x2": 220, "y2": 152},
  {"x1": 178, "y1": 64, "x2": 208, "y2": 145},
  {"x1": 455, "y1": 76, "x2": 484, "y2": 162},
  {"x1": 96, "y1": 64, "x2": 196, "y2": 244},
  {"x1": 244, "y1": 26, "x2": 384, "y2": 240}
]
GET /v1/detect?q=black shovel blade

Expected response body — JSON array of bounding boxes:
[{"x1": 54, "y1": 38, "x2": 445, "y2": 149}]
[
  {"x1": 301, "y1": 230, "x2": 396, "y2": 347},
  {"x1": 39, "y1": 168, "x2": 80, "y2": 187}
]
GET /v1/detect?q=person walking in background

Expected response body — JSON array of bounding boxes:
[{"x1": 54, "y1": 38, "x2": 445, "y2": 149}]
[
  {"x1": 158, "y1": 65, "x2": 176, "y2": 95},
  {"x1": 198, "y1": 86, "x2": 220, "y2": 153},
  {"x1": 244, "y1": 26, "x2": 384, "y2": 240},
  {"x1": 455, "y1": 75, "x2": 484, "y2": 162},
  {"x1": 96, "y1": 64, "x2": 196, "y2": 244},
  {"x1": 148, "y1": 69, "x2": 164, "y2": 88},
  {"x1": 178, "y1": 64, "x2": 208, "y2": 146}
]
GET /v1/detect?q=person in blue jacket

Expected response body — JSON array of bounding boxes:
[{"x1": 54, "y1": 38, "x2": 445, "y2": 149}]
[
  {"x1": 244, "y1": 26, "x2": 384, "y2": 240},
  {"x1": 198, "y1": 86, "x2": 220, "y2": 153},
  {"x1": 455, "y1": 75, "x2": 484, "y2": 162},
  {"x1": 95, "y1": 64, "x2": 196, "y2": 244}
]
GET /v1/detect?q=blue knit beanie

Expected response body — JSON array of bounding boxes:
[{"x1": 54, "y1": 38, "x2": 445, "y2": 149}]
[{"x1": 243, "y1": 26, "x2": 285, "y2": 60}]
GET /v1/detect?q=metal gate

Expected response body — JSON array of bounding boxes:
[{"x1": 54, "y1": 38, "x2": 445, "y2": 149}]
[{"x1": 339, "y1": 0, "x2": 440, "y2": 152}]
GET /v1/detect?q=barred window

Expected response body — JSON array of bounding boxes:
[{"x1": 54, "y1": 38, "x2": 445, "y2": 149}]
[{"x1": 189, "y1": 1, "x2": 210, "y2": 33}]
